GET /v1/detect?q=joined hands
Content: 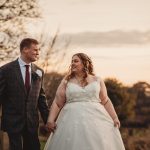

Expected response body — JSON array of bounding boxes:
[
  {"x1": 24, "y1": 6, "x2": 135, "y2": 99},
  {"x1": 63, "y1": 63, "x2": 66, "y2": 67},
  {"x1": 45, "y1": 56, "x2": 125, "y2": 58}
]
[{"x1": 46, "y1": 121, "x2": 57, "y2": 133}]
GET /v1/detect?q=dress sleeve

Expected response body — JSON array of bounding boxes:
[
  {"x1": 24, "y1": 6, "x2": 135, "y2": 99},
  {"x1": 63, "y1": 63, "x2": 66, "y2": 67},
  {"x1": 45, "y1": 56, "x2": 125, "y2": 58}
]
[{"x1": 54, "y1": 79, "x2": 67, "y2": 108}]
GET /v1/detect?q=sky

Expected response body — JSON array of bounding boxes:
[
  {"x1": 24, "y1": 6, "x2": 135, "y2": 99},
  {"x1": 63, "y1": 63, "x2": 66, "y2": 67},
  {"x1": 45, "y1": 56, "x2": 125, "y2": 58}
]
[{"x1": 38, "y1": 0, "x2": 150, "y2": 85}]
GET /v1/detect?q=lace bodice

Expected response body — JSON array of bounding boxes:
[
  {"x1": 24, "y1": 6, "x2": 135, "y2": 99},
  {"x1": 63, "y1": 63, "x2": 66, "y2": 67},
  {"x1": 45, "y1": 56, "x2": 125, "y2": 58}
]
[{"x1": 66, "y1": 81, "x2": 101, "y2": 103}]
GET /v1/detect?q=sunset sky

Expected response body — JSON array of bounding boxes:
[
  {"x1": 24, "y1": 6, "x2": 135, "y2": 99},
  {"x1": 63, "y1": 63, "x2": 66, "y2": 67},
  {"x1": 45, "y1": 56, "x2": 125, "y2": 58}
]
[{"x1": 38, "y1": 0, "x2": 150, "y2": 85}]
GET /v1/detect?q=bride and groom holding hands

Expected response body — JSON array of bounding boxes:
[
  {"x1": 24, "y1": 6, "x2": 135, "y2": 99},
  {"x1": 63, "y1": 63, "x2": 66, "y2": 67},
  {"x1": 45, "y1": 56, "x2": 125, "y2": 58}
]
[{"x1": 0, "y1": 38, "x2": 125, "y2": 150}]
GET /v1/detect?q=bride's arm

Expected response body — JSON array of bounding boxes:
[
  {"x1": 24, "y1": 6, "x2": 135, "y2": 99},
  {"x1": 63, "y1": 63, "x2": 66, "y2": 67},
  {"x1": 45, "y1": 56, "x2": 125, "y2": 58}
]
[
  {"x1": 99, "y1": 77, "x2": 120, "y2": 128},
  {"x1": 46, "y1": 78, "x2": 67, "y2": 132}
]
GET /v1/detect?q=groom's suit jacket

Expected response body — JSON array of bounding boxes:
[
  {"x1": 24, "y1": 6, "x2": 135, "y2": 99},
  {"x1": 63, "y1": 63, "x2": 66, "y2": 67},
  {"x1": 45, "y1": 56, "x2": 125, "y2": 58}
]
[{"x1": 0, "y1": 59, "x2": 49, "y2": 133}]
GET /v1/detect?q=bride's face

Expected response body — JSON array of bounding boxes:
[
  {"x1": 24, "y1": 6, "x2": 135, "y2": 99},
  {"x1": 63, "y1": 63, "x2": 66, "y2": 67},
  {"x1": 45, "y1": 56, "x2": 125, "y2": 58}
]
[{"x1": 71, "y1": 55, "x2": 84, "y2": 73}]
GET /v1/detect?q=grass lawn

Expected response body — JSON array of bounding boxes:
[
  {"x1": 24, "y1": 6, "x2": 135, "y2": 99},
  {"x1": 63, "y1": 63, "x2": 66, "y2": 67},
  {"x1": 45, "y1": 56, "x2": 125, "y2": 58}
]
[{"x1": 40, "y1": 140, "x2": 46, "y2": 150}]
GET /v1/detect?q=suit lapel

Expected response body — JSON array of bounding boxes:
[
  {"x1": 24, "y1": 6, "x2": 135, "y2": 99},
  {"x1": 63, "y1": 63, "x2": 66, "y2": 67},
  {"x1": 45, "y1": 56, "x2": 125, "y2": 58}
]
[
  {"x1": 13, "y1": 59, "x2": 26, "y2": 95},
  {"x1": 13, "y1": 60, "x2": 38, "y2": 96},
  {"x1": 28, "y1": 63, "x2": 37, "y2": 93},
  {"x1": 31, "y1": 63, "x2": 37, "y2": 76}
]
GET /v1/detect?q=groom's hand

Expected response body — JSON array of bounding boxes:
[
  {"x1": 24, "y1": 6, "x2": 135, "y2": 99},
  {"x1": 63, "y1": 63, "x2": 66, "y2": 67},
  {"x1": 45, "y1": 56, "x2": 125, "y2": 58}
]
[{"x1": 46, "y1": 121, "x2": 57, "y2": 133}]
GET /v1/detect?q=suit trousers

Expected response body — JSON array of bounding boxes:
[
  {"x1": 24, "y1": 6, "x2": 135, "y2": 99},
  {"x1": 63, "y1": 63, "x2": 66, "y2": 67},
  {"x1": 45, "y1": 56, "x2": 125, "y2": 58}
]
[{"x1": 7, "y1": 124, "x2": 40, "y2": 150}]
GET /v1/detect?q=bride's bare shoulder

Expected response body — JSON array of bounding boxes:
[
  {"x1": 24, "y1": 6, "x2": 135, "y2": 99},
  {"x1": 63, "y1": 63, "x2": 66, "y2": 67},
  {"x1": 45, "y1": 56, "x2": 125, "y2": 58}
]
[{"x1": 89, "y1": 74, "x2": 102, "y2": 82}]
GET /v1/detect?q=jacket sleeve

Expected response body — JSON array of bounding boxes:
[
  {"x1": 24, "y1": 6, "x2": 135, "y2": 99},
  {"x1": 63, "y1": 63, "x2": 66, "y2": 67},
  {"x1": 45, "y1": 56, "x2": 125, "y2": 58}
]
[
  {"x1": 38, "y1": 71, "x2": 49, "y2": 124},
  {"x1": 0, "y1": 67, "x2": 5, "y2": 105}
]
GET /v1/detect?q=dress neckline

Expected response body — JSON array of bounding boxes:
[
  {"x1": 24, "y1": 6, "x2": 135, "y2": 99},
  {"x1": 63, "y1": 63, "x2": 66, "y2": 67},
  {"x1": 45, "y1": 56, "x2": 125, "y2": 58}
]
[{"x1": 68, "y1": 80, "x2": 98, "y2": 89}]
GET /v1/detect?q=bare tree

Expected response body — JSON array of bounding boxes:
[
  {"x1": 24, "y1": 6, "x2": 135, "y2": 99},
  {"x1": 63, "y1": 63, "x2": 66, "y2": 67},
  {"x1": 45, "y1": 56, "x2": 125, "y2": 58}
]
[
  {"x1": 37, "y1": 28, "x2": 71, "y2": 73},
  {"x1": 0, "y1": 0, "x2": 70, "y2": 73}
]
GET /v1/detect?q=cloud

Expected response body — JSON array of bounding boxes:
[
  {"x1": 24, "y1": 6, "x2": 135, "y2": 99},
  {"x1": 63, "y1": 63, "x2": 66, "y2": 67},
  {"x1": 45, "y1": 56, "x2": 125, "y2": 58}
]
[
  {"x1": 93, "y1": 54, "x2": 150, "y2": 60},
  {"x1": 58, "y1": 30, "x2": 150, "y2": 47}
]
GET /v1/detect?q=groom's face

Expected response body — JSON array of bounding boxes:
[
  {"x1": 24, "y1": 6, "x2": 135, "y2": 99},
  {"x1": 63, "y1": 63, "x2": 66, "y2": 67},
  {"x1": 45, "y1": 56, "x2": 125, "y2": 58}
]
[{"x1": 23, "y1": 43, "x2": 39, "y2": 62}]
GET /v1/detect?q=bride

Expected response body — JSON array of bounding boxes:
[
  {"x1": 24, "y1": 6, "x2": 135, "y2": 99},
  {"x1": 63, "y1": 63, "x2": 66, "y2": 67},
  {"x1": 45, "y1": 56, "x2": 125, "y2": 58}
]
[{"x1": 44, "y1": 53, "x2": 125, "y2": 150}]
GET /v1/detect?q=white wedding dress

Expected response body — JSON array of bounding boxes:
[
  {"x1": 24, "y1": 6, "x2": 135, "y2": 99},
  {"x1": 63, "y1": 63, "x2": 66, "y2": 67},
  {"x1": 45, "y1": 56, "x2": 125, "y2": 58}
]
[{"x1": 44, "y1": 80, "x2": 125, "y2": 150}]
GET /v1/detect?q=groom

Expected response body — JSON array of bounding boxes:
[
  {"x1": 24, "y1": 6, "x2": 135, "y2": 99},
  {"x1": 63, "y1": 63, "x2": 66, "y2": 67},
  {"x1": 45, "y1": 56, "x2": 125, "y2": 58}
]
[{"x1": 0, "y1": 38, "x2": 49, "y2": 150}]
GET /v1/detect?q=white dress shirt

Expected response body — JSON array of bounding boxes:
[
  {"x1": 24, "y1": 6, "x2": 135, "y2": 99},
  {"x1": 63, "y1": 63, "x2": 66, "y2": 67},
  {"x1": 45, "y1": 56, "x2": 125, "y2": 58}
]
[{"x1": 18, "y1": 57, "x2": 31, "y2": 84}]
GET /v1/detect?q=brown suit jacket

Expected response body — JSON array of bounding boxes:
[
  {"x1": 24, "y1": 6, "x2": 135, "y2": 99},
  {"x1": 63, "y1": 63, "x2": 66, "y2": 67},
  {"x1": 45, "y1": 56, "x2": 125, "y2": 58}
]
[{"x1": 0, "y1": 59, "x2": 49, "y2": 133}]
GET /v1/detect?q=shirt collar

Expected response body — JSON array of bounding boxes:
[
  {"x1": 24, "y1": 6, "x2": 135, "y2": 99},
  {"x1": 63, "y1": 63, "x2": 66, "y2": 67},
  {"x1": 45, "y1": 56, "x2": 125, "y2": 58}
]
[{"x1": 18, "y1": 57, "x2": 31, "y2": 67}]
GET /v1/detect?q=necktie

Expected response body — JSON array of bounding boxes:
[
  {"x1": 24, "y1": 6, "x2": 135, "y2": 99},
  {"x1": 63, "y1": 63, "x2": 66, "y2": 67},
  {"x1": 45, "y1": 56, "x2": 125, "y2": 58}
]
[{"x1": 25, "y1": 65, "x2": 30, "y2": 93}]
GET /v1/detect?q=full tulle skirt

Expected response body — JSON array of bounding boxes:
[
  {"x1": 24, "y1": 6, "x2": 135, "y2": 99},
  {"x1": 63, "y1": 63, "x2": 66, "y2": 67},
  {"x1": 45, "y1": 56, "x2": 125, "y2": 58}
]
[{"x1": 44, "y1": 102, "x2": 125, "y2": 150}]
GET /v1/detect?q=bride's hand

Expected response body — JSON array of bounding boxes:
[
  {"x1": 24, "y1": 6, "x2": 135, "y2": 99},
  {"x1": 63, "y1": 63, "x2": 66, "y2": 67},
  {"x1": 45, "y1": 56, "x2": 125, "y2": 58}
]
[
  {"x1": 113, "y1": 117, "x2": 120, "y2": 128},
  {"x1": 46, "y1": 121, "x2": 57, "y2": 132}
]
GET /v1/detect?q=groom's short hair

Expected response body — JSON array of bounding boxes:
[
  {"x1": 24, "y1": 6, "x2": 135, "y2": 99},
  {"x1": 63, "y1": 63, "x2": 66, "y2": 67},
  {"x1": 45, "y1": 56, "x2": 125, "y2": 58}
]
[{"x1": 20, "y1": 38, "x2": 39, "y2": 52}]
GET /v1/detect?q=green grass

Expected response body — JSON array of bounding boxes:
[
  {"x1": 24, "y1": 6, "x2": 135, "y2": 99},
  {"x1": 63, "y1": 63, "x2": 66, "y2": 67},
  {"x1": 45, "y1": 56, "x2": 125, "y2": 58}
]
[{"x1": 40, "y1": 141, "x2": 46, "y2": 150}]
